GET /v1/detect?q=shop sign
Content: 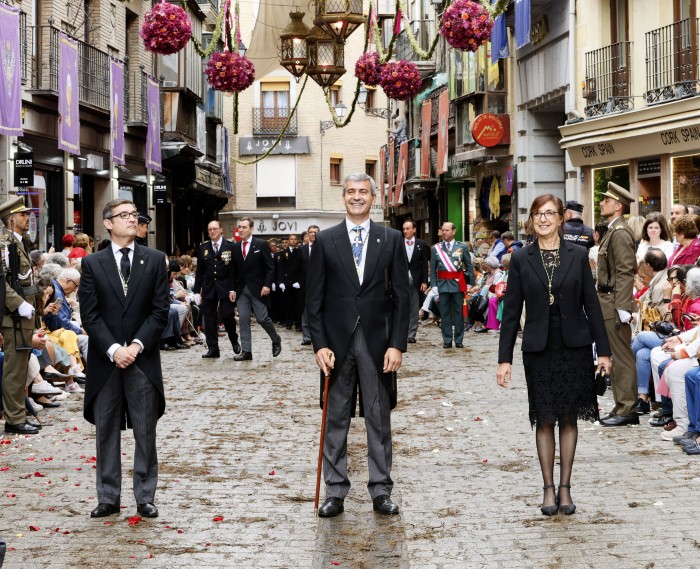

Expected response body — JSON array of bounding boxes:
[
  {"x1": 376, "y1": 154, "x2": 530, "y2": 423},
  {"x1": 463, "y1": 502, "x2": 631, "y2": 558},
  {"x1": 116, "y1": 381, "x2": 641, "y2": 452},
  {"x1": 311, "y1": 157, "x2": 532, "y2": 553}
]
[
  {"x1": 370, "y1": 203, "x2": 385, "y2": 223},
  {"x1": 14, "y1": 151, "x2": 33, "y2": 188},
  {"x1": 153, "y1": 178, "x2": 168, "y2": 205},
  {"x1": 255, "y1": 218, "x2": 305, "y2": 235},
  {"x1": 471, "y1": 114, "x2": 506, "y2": 148},
  {"x1": 638, "y1": 158, "x2": 661, "y2": 177},
  {"x1": 195, "y1": 166, "x2": 223, "y2": 192},
  {"x1": 239, "y1": 136, "x2": 310, "y2": 156},
  {"x1": 447, "y1": 155, "x2": 475, "y2": 179}
]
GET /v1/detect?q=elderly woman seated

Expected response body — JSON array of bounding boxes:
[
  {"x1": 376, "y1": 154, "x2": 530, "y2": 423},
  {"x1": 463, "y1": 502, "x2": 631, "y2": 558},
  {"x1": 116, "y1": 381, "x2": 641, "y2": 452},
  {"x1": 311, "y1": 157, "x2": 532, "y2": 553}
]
[
  {"x1": 648, "y1": 267, "x2": 700, "y2": 441},
  {"x1": 470, "y1": 256, "x2": 500, "y2": 334}
]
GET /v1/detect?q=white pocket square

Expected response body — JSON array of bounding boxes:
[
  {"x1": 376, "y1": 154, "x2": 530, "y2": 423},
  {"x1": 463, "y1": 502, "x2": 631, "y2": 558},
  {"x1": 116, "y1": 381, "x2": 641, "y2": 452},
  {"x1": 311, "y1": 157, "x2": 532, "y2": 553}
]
[{"x1": 253, "y1": 250, "x2": 260, "y2": 254}]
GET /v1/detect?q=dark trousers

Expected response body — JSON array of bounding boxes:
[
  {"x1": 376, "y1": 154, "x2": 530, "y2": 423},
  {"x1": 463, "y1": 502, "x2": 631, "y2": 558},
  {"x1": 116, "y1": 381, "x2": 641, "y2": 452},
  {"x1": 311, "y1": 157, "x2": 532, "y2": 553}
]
[
  {"x1": 282, "y1": 289, "x2": 302, "y2": 328},
  {"x1": 201, "y1": 296, "x2": 237, "y2": 351},
  {"x1": 323, "y1": 327, "x2": 393, "y2": 499},
  {"x1": 93, "y1": 365, "x2": 159, "y2": 505},
  {"x1": 439, "y1": 292, "x2": 465, "y2": 344}
]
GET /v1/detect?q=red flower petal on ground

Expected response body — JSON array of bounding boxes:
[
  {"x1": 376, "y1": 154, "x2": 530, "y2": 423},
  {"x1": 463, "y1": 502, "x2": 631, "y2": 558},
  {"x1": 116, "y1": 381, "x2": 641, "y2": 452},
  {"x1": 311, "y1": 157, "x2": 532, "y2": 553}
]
[
  {"x1": 269, "y1": 470, "x2": 275, "y2": 475},
  {"x1": 6, "y1": 493, "x2": 16, "y2": 498},
  {"x1": 0, "y1": 466, "x2": 9, "y2": 471},
  {"x1": 482, "y1": 459, "x2": 488, "y2": 463},
  {"x1": 41, "y1": 457, "x2": 53, "y2": 461},
  {"x1": 177, "y1": 529, "x2": 184, "y2": 534},
  {"x1": 474, "y1": 417, "x2": 483, "y2": 421},
  {"x1": 1, "y1": 440, "x2": 11, "y2": 444},
  {"x1": 34, "y1": 472, "x2": 45, "y2": 477},
  {"x1": 332, "y1": 563, "x2": 341, "y2": 566},
  {"x1": 212, "y1": 516, "x2": 224, "y2": 522},
  {"x1": 29, "y1": 525, "x2": 40, "y2": 531},
  {"x1": 103, "y1": 522, "x2": 111, "y2": 525},
  {"x1": 128, "y1": 516, "x2": 142, "y2": 526},
  {"x1": 26, "y1": 456, "x2": 35, "y2": 461},
  {"x1": 63, "y1": 531, "x2": 71, "y2": 534}
]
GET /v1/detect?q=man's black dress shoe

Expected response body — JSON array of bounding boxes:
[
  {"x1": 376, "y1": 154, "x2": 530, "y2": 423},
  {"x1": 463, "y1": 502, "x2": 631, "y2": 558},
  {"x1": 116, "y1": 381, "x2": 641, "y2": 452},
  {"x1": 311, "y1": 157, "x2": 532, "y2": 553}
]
[
  {"x1": 272, "y1": 340, "x2": 282, "y2": 358},
  {"x1": 137, "y1": 503, "x2": 159, "y2": 518},
  {"x1": 202, "y1": 350, "x2": 221, "y2": 359},
  {"x1": 72, "y1": 376, "x2": 86, "y2": 385},
  {"x1": 649, "y1": 415, "x2": 673, "y2": 427},
  {"x1": 407, "y1": 338, "x2": 416, "y2": 344},
  {"x1": 317, "y1": 497, "x2": 344, "y2": 518},
  {"x1": 455, "y1": 343, "x2": 463, "y2": 348},
  {"x1": 4, "y1": 422, "x2": 39, "y2": 435},
  {"x1": 234, "y1": 351, "x2": 253, "y2": 361},
  {"x1": 160, "y1": 343, "x2": 175, "y2": 351},
  {"x1": 301, "y1": 339, "x2": 312, "y2": 346},
  {"x1": 600, "y1": 413, "x2": 639, "y2": 427},
  {"x1": 90, "y1": 502, "x2": 120, "y2": 518},
  {"x1": 231, "y1": 340, "x2": 242, "y2": 355},
  {"x1": 443, "y1": 343, "x2": 452, "y2": 349},
  {"x1": 174, "y1": 342, "x2": 189, "y2": 349},
  {"x1": 372, "y1": 495, "x2": 399, "y2": 515}
]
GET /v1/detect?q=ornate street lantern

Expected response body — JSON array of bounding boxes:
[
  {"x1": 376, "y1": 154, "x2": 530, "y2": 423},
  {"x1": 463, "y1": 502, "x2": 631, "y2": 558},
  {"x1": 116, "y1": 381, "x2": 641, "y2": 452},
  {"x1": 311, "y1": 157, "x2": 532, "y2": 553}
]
[
  {"x1": 313, "y1": 0, "x2": 364, "y2": 41},
  {"x1": 305, "y1": 25, "x2": 346, "y2": 88},
  {"x1": 279, "y1": 10, "x2": 310, "y2": 80}
]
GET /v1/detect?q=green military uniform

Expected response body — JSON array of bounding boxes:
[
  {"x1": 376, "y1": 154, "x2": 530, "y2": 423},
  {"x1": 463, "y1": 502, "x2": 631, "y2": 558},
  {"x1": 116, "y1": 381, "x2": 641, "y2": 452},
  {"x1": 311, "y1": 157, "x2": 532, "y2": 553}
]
[
  {"x1": 597, "y1": 182, "x2": 638, "y2": 418},
  {"x1": 1, "y1": 197, "x2": 39, "y2": 428}
]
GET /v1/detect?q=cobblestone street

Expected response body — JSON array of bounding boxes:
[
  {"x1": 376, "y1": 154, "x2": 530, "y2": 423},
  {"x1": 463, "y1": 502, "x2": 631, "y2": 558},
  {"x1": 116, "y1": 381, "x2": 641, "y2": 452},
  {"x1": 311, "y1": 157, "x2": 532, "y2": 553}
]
[{"x1": 2, "y1": 322, "x2": 700, "y2": 568}]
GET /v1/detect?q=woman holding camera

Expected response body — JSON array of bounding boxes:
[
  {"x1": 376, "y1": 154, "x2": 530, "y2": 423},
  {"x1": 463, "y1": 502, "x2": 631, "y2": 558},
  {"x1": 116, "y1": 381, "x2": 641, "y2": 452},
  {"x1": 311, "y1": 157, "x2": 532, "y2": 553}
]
[{"x1": 497, "y1": 194, "x2": 611, "y2": 516}]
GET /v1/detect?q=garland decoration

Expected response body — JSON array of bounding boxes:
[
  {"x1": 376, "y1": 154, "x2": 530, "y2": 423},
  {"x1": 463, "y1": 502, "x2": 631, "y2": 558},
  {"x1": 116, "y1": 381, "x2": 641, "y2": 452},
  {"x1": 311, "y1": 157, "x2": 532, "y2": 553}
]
[
  {"x1": 141, "y1": 0, "x2": 192, "y2": 55},
  {"x1": 189, "y1": 3, "x2": 226, "y2": 58},
  {"x1": 379, "y1": 60, "x2": 422, "y2": 101},
  {"x1": 354, "y1": 52, "x2": 382, "y2": 86},
  {"x1": 439, "y1": 0, "x2": 494, "y2": 52}
]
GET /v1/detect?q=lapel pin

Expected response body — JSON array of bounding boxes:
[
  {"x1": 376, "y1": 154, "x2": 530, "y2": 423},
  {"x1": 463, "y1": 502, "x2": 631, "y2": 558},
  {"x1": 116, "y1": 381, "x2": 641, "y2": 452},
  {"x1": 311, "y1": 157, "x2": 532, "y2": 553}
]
[
  {"x1": 377, "y1": 239, "x2": 380, "y2": 243},
  {"x1": 140, "y1": 260, "x2": 144, "y2": 264}
]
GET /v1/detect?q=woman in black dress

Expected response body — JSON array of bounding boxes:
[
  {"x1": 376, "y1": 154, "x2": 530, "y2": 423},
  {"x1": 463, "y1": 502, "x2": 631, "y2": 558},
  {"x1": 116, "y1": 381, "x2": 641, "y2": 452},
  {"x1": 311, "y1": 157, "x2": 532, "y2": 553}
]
[{"x1": 497, "y1": 194, "x2": 612, "y2": 516}]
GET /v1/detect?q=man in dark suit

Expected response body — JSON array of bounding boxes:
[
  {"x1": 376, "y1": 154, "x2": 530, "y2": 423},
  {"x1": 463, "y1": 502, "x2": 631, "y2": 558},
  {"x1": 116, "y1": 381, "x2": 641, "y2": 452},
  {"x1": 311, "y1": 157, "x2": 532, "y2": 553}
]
[
  {"x1": 79, "y1": 199, "x2": 170, "y2": 519},
  {"x1": 280, "y1": 233, "x2": 302, "y2": 330},
  {"x1": 193, "y1": 220, "x2": 240, "y2": 358},
  {"x1": 300, "y1": 225, "x2": 319, "y2": 345},
  {"x1": 307, "y1": 173, "x2": 410, "y2": 518},
  {"x1": 231, "y1": 217, "x2": 281, "y2": 361},
  {"x1": 402, "y1": 219, "x2": 429, "y2": 343}
]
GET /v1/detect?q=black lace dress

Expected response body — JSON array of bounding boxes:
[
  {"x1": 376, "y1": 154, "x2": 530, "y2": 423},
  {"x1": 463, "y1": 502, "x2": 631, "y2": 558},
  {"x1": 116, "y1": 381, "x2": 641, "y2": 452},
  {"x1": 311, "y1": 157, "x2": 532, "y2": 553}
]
[{"x1": 522, "y1": 249, "x2": 599, "y2": 427}]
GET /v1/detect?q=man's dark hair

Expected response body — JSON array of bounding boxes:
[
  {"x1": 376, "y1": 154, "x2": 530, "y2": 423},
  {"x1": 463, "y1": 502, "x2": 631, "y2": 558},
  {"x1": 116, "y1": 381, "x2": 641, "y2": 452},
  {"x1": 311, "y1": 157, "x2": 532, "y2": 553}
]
[
  {"x1": 308, "y1": 224, "x2": 320, "y2": 232},
  {"x1": 102, "y1": 199, "x2": 135, "y2": 220},
  {"x1": 403, "y1": 220, "x2": 417, "y2": 229},
  {"x1": 644, "y1": 247, "x2": 668, "y2": 272},
  {"x1": 502, "y1": 231, "x2": 514, "y2": 242},
  {"x1": 490, "y1": 230, "x2": 501, "y2": 239},
  {"x1": 239, "y1": 217, "x2": 254, "y2": 228}
]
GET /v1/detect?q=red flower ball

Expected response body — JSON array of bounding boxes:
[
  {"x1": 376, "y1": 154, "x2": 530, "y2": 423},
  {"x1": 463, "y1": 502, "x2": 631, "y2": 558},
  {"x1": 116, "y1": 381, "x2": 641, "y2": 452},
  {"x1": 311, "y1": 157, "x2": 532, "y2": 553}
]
[
  {"x1": 354, "y1": 52, "x2": 382, "y2": 86},
  {"x1": 379, "y1": 60, "x2": 422, "y2": 101},
  {"x1": 205, "y1": 51, "x2": 256, "y2": 93},
  {"x1": 439, "y1": 0, "x2": 494, "y2": 52},
  {"x1": 141, "y1": 1, "x2": 192, "y2": 55}
]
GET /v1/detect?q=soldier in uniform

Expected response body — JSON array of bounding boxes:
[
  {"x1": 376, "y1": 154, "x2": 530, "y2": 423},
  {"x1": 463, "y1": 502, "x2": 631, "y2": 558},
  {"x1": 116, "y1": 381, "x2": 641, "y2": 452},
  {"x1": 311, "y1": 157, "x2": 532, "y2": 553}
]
[
  {"x1": 429, "y1": 222, "x2": 474, "y2": 348},
  {"x1": 1, "y1": 196, "x2": 45, "y2": 435},
  {"x1": 597, "y1": 182, "x2": 639, "y2": 427},
  {"x1": 563, "y1": 200, "x2": 595, "y2": 250},
  {"x1": 193, "y1": 220, "x2": 240, "y2": 358}
]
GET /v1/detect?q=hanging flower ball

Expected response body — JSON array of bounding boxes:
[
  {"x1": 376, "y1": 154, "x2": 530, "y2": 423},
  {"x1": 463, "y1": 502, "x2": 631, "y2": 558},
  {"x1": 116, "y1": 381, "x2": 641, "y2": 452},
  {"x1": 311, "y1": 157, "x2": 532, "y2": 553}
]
[
  {"x1": 439, "y1": 0, "x2": 494, "y2": 52},
  {"x1": 379, "y1": 60, "x2": 422, "y2": 101},
  {"x1": 141, "y1": 1, "x2": 192, "y2": 55},
  {"x1": 205, "y1": 51, "x2": 256, "y2": 93},
  {"x1": 354, "y1": 52, "x2": 383, "y2": 86}
]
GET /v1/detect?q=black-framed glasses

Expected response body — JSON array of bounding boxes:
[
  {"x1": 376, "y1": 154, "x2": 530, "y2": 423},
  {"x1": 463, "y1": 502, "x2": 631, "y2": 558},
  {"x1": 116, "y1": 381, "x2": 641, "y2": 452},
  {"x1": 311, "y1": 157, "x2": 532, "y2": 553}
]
[
  {"x1": 109, "y1": 211, "x2": 139, "y2": 220},
  {"x1": 531, "y1": 210, "x2": 558, "y2": 220},
  {"x1": 668, "y1": 275, "x2": 680, "y2": 283},
  {"x1": 68, "y1": 278, "x2": 80, "y2": 288}
]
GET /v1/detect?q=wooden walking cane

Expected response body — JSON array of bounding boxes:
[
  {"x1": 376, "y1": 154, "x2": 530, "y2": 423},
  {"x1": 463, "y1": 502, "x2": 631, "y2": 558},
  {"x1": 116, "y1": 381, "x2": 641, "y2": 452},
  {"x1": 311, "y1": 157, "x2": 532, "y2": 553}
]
[{"x1": 314, "y1": 351, "x2": 334, "y2": 517}]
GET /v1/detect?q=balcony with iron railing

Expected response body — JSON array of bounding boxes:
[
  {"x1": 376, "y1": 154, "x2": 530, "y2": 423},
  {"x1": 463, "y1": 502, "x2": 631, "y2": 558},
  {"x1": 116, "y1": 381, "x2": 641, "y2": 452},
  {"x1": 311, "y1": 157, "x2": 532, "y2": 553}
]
[
  {"x1": 395, "y1": 20, "x2": 437, "y2": 74},
  {"x1": 124, "y1": 60, "x2": 150, "y2": 126},
  {"x1": 645, "y1": 18, "x2": 699, "y2": 104},
  {"x1": 583, "y1": 41, "x2": 633, "y2": 117},
  {"x1": 252, "y1": 108, "x2": 298, "y2": 136}
]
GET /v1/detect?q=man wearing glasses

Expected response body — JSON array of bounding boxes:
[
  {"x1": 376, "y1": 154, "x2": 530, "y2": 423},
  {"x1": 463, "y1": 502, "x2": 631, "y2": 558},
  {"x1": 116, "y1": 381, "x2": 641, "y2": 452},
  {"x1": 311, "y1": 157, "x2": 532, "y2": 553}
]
[
  {"x1": 597, "y1": 182, "x2": 639, "y2": 427},
  {"x1": 79, "y1": 199, "x2": 169, "y2": 519}
]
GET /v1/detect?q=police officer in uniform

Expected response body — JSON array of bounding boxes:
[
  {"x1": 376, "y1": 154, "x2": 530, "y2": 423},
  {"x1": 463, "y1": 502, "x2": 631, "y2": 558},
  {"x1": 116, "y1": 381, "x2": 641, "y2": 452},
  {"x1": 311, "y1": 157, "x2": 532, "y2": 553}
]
[
  {"x1": 135, "y1": 214, "x2": 152, "y2": 247},
  {"x1": 1, "y1": 196, "x2": 45, "y2": 435},
  {"x1": 193, "y1": 220, "x2": 240, "y2": 358},
  {"x1": 563, "y1": 200, "x2": 595, "y2": 250},
  {"x1": 597, "y1": 182, "x2": 639, "y2": 427}
]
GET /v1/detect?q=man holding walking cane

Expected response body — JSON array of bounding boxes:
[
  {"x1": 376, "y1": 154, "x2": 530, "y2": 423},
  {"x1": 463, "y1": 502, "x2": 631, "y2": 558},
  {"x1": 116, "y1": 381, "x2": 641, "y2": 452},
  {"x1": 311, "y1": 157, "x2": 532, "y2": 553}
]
[{"x1": 306, "y1": 173, "x2": 410, "y2": 518}]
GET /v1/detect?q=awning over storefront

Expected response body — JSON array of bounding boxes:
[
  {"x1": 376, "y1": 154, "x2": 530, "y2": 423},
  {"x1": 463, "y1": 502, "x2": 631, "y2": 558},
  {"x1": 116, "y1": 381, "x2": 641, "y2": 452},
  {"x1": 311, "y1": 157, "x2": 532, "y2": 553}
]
[{"x1": 559, "y1": 97, "x2": 700, "y2": 166}]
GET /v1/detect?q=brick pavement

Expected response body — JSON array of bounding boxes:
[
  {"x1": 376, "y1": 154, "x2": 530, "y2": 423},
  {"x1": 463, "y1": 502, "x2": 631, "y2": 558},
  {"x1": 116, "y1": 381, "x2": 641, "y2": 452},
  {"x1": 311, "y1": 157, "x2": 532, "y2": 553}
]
[{"x1": 1, "y1": 322, "x2": 700, "y2": 568}]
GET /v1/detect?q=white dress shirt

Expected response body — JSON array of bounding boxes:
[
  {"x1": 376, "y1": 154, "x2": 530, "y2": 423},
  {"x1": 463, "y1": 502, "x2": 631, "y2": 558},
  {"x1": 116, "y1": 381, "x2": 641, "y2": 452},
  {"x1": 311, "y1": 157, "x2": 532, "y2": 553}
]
[
  {"x1": 346, "y1": 218, "x2": 370, "y2": 285},
  {"x1": 405, "y1": 239, "x2": 415, "y2": 261}
]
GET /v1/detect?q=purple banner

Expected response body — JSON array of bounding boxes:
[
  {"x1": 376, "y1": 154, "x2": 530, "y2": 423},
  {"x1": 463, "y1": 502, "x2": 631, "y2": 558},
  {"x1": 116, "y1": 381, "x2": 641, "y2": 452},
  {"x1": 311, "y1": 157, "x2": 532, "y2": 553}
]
[
  {"x1": 145, "y1": 75, "x2": 161, "y2": 172},
  {"x1": 0, "y1": 4, "x2": 23, "y2": 136},
  {"x1": 110, "y1": 59, "x2": 125, "y2": 165},
  {"x1": 515, "y1": 0, "x2": 531, "y2": 50},
  {"x1": 58, "y1": 33, "x2": 80, "y2": 154}
]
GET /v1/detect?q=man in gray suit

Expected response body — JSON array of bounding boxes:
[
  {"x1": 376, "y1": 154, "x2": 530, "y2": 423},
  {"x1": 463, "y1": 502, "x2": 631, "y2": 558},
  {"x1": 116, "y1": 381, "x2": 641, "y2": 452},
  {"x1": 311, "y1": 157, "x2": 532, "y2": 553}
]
[
  {"x1": 79, "y1": 199, "x2": 169, "y2": 519},
  {"x1": 306, "y1": 173, "x2": 410, "y2": 518}
]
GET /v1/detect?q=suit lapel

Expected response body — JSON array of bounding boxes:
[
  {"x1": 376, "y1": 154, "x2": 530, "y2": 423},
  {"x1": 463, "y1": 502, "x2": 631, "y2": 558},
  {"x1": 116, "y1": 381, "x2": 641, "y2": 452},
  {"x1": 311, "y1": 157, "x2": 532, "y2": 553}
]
[
  {"x1": 99, "y1": 249, "x2": 127, "y2": 306},
  {"x1": 555, "y1": 242, "x2": 575, "y2": 288},
  {"x1": 331, "y1": 223, "x2": 361, "y2": 291},
  {"x1": 124, "y1": 245, "x2": 147, "y2": 310},
  {"x1": 527, "y1": 243, "x2": 549, "y2": 290},
  {"x1": 361, "y1": 222, "x2": 383, "y2": 289}
]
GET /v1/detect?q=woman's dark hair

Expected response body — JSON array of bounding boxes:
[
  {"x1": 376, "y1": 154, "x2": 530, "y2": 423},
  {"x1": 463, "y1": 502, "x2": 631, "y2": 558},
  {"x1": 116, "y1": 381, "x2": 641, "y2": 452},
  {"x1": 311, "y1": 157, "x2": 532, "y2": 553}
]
[
  {"x1": 594, "y1": 223, "x2": 608, "y2": 243},
  {"x1": 37, "y1": 276, "x2": 56, "y2": 307},
  {"x1": 673, "y1": 215, "x2": 699, "y2": 240},
  {"x1": 97, "y1": 239, "x2": 112, "y2": 251},
  {"x1": 528, "y1": 194, "x2": 565, "y2": 238},
  {"x1": 641, "y1": 212, "x2": 671, "y2": 242},
  {"x1": 668, "y1": 264, "x2": 692, "y2": 284}
]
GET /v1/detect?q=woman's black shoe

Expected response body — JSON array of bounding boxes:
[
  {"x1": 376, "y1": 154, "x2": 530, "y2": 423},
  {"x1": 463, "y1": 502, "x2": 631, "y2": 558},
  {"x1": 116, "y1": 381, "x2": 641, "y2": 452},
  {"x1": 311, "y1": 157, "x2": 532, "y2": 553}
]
[
  {"x1": 649, "y1": 415, "x2": 673, "y2": 427},
  {"x1": 557, "y1": 484, "x2": 576, "y2": 515},
  {"x1": 540, "y1": 484, "x2": 558, "y2": 516},
  {"x1": 42, "y1": 372, "x2": 70, "y2": 381}
]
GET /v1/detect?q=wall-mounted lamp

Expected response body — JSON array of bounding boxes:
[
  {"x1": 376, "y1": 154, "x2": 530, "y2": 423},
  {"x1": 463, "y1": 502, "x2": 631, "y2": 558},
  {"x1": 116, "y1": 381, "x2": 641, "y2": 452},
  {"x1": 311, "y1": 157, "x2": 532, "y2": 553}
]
[
  {"x1": 357, "y1": 86, "x2": 391, "y2": 119},
  {"x1": 320, "y1": 101, "x2": 347, "y2": 134}
]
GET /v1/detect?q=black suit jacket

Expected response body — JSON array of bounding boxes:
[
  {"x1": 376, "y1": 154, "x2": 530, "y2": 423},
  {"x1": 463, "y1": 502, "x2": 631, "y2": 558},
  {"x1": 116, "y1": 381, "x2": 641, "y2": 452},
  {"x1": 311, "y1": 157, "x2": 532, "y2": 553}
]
[
  {"x1": 232, "y1": 237, "x2": 275, "y2": 300},
  {"x1": 279, "y1": 246, "x2": 302, "y2": 287},
  {"x1": 406, "y1": 238, "x2": 429, "y2": 291},
  {"x1": 498, "y1": 241, "x2": 611, "y2": 364},
  {"x1": 306, "y1": 220, "x2": 410, "y2": 410},
  {"x1": 193, "y1": 239, "x2": 236, "y2": 300},
  {"x1": 79, "y1": 244, "x2": 170, "y2": 425}
]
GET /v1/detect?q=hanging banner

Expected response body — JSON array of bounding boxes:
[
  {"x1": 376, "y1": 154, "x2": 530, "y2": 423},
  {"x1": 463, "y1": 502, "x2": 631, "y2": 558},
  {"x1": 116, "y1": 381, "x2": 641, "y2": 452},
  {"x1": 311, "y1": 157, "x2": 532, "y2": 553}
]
[
  {"x1": 490, "y1": 0, "x2": 509, "y2": 63},
  {"x1": 58, "y1": 33, "x2": 80, "y2": 154},
  {"x1": 436, "y1": 89, "x2": 449, "y2": 176},
  {"x1": 515, "y1": 0, "x2": 531, "y2": 50},
  {"x1": 145, "y1": 75, "x2": 162, "y2": 172},
  {"x1": 393, "y1": 140, "x2": 408, "y2": 206},
  {"x1": 0, "y1": 4, "x2": 22, "y2": 136},
  {"x1": 110, "y1": 59, "x2": 125, "y2": 166},
  {"x1": 378, "y1": 145, "x2": 386, "y2": 208},
  {"x1": 421, "y1": 99, "x2": 431, "y2": 178},
  {"x1": 388, "y1": 140, "x2": 395, "y2": 201}
]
